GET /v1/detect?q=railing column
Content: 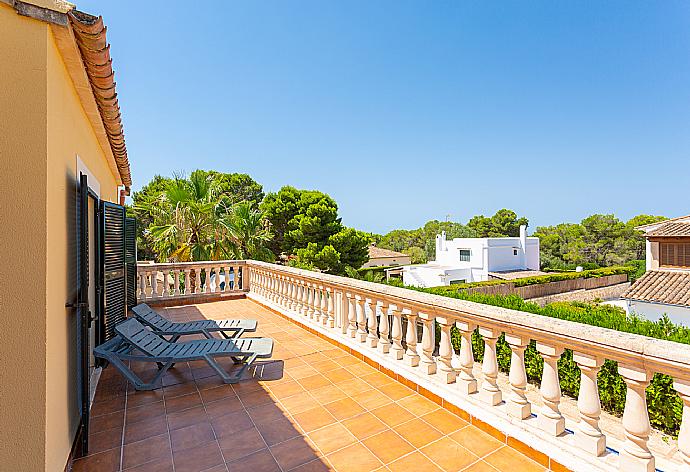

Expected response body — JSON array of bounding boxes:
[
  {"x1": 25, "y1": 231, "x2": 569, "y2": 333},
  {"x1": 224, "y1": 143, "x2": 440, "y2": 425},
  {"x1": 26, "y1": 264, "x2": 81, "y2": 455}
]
[
  {"x1": 505, "y1": 334, "x2": 531, "y2": 419},
  {"x1": 195, "y1": 268, "x2": 202, "y2": 295},
  {"x1": 306, "y1": 283, "x2": 315, "y2": 318},
  {"x1": 673, "y1": 378, "x2": 690, "y2": 469},
  {"x1": 479, "y1": 327, "x2": 501, "y2": 406},
  {"x1": 420, "y1": 315, "x2": 437, "y2": 375},
  {"x1": 183, "y1": 268, "x2": 191, "y2": 295},
  {"x1": 320, "y1": 285, "x2": 328, "y2": 325},
  {"x1": 151, "y1": 270, "x2": 158, "y2": 298},
  {"x1": 404, "y1": 310, "x2": 420, "y2": 367},
  {"x1": 173, "y1": 269, "x2": 180, "y2": 296},
  {"x1": 301, "y1": 280, "x2": 309, "y2": 316},
  {"x1": 346, "y1": 292, "x2": 357, "y2": 337},
  {"x1": 390, "y1": 305, "x2": 404, "y2": 360},
  {"x1": 618, "y1": 365, "x2": 654, "y2": 472},
  {"x1": 295, "y1": 280, "x2": 304, "y2": 314},
  {"x1": 455, "y1": 321, "x2": 477, "y2": 395},
  {"x1": 288, "y1": 278, "x2": 297, "y2": 311},
  {"x1": 573, "y1": 352, "x2": 606, "y2": 456},
  {"x1": 356, "y1": 295, "x2": 368, "y2": 342},
  {"x1": 139, "y1": 271, "x2": 147, "y2": 300},
  {"x1": 377, "y1": 300, "x2": 390, "y2": 354},
  {"x1": 436, "y1": 317, "x2": 456, "y2": 383},
  {"x1": 537, "y1": 343, "x2": 565, "y2": 436},
  {"x1": 366, "y1": 297, "x2": 378, "y2": 348},
  {"x1": 313, "y1": 285, "x2": 322, "y2": 322},
  {"x1": 326, "y1": 287, "x2": 335, "y2": 328}
]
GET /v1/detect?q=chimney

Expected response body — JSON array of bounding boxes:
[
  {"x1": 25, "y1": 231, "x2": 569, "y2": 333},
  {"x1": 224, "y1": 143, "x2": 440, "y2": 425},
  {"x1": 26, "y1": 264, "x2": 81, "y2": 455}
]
[
  {"x1": 441, "y1": 231, "x2": 446, "y2": 251},
  {"x1": 519, "y1": 225, "x2": 527, "y2": 252}
]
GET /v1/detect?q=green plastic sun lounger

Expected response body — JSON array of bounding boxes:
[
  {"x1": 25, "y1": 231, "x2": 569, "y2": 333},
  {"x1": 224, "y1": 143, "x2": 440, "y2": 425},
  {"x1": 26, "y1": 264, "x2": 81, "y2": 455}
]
[
  {"x1": 132, "y1": 303, "x2": 257, "y2": 341},
  {"x1": 94, "y1": 318, "x2": 273, "y2": 390}
]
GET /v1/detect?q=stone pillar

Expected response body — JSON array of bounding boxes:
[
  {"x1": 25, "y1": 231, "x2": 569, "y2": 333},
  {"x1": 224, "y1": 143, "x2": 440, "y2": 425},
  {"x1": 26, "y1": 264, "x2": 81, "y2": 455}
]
[
  {"x1": 378, "y1": 300, "x2": 390, "y2": 354},
  {"x1": 420, "y1": 315, "x2": 437, "y2": 375},
  {"x1": 455, "y1": 321, "x2": 477, "y2": 395},
  {"x1": 673, "y1": 378, "x2": 690, "y2": 469},
  {"x1": 573, "y1": 352, "x2": 606, "y2": 456},
  {"x1": 390, "y1": 305, "x2": 404, "y2": 360},
  {"x1": 356, "y1": 295, "x2": 368, "y2": 342},
  {"x1": 404, "y1": 310, "x2": 420, "y2": 367},
  {"x1": 505, "y1": 334, "x2": 531, "y2": 419},
  {"x1": 537, "y1": 342, "x2": 565, "y2": 436},
  {"x1": 437, "y1": 317, "x2": 456, "y2": 383},
  {"x1": 479, "y1": 327, "x2": 502, "y2": 406},
  {"x1": 618, "y1": 364, "x2": 654, "y2": 472},
  {"x1": 366, "y1": 298, "x2": 378, "y2": 348}
]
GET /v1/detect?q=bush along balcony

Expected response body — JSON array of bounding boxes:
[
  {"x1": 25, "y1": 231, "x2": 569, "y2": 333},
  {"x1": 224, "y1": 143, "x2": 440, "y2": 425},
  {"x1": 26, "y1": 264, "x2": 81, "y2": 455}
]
[{"x1": 138, "y1": 261, "x2": 690, "y2": 472}]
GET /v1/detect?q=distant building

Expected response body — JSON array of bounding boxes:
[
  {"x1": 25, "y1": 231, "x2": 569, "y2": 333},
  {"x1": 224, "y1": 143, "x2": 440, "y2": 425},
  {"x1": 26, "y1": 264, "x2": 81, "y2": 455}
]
[
  {"x1": 621, "y1": 215, "x2": 690, "y2": 325},
  {"x1": 402, "y1": 225, "x2": 540, "y2": 288},
  {"x1": 363, "y1": 245, "x2": 411, "y2": 268}
]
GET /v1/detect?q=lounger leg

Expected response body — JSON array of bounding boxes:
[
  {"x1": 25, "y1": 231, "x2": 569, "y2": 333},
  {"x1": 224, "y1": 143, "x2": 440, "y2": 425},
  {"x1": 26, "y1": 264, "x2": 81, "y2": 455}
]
[
  {"x1": 205, "y1": 354, "x2": 258, "y2": 384},
  {"x1": 201, "y1": 329, "x2": 214, "y2": 339},
  {"x1": 107, "y1": 355, "x2": 173, "y2": 391}
]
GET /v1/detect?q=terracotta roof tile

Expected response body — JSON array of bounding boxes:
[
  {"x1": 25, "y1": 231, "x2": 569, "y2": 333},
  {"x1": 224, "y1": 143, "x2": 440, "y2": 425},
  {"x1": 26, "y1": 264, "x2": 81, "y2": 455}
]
[
  {"x1": 68, "y1": 10, "x2": 131, "y2": 190},
  {"x1": 646, "y1": 222, "x2": 690, "y2": 238},
  {"x1": 368, "y1": 246, "x2": 409, "y2": 259},
  {"x1": 622, "y1": 270, "x2": 690, "y2": 307}
]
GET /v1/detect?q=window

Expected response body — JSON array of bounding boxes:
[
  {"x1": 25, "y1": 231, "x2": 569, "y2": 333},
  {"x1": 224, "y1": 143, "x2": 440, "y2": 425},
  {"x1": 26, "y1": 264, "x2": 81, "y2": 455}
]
[
  {"x1": 458, "y1": 249, "x2": 471, "y2": 262},
  {"x1": 513, "y1": 249, "x2": 518, "y2": 256},
  {"x1": 449, "y1": 279, "x2": 466, "y2": 285},
  {"x1": 660, "y1": 242, "x2": 690, "y2": 268}
]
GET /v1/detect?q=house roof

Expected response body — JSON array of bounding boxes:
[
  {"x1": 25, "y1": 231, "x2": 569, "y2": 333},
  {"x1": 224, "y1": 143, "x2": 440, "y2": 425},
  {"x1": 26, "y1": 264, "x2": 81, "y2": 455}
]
[
  {"x1": 368, "y1": 246, "x2": 409, "y2": 259},
  {"x1": 645, "y1": 221, "x2": 690, "y2": 238},
  {"x1": 68, "y1": 10, "x2": 131, "y2": 190},
  {"x1": 622, "y1": 270, "x2": 690, "y2": 307},
  {"x1": 636, "y1": 215, "x2": 690, "y2": 231},
  {"x1": 488, "y1": 270, "x2": 549, "y2": 280}
]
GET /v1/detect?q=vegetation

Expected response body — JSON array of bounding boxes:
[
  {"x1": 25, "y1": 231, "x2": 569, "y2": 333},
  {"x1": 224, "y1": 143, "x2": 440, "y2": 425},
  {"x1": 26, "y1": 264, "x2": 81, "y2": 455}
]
[{"x1": 535, "y1": 214, "x2": 666, "y2": 269}]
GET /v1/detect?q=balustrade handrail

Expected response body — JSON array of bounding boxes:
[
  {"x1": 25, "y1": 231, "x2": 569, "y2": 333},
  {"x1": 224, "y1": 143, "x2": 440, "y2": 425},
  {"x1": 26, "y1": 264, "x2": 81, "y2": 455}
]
[
  {"x1": 246, "y1": 261, "x2": 690, "y2": 375},
  {"x1": 137, "y1": 260, "x2": 247, "y2": 271}
]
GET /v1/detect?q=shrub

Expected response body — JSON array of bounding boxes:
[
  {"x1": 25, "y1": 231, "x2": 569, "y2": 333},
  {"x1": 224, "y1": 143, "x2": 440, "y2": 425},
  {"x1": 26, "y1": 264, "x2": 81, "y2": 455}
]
[{"x1": 425, "y1": 289, "x2": 687, "y2": 436}]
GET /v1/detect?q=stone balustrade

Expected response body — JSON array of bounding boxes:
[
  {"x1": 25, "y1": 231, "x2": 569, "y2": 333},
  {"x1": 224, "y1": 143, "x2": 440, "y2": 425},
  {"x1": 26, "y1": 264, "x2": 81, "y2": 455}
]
[
  {"x1": 136, "y1": 261, "x2": 247, "y2": 301},
  {"x1": 245, "y1": 261, "x2": 690, "y2": 472}
]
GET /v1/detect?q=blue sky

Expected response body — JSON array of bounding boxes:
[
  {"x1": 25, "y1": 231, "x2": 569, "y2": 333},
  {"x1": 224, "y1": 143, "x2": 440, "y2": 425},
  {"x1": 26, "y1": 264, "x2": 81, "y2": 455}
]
[{"x1": 78, "y1": 1, "x2": 690, "y2": 234}]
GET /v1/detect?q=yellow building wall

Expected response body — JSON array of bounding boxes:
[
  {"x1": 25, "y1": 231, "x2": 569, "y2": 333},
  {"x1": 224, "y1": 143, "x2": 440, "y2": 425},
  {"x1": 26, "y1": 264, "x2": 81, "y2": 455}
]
[
  {"x1": 0, "y1": 4, "x2": 122, "y2": 471},
  {"x1": 45, "y1": 22, "x2": 121, "y2": 472},
  {"x1": 0, "y1": 4, "x2": 49, "y2": 471}
]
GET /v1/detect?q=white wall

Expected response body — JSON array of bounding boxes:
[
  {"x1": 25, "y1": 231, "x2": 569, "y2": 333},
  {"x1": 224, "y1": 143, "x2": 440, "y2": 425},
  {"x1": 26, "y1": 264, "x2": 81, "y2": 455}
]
[{"x1": 626, "y1": 300, "x2": 690, "y2": 327}]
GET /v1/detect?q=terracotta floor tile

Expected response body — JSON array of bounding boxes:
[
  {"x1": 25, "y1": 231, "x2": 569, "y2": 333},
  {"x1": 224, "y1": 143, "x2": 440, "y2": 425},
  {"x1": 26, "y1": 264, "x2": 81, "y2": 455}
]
[
  {"x1": 170, "y1": 421, "x2": 215, "y2": 452},
  {"x1": 122, "y1": 433, "x2": 171, "y2": 470},
  {"x1": 370, "y1": 403, "x2": 415, "y2": 427},
  {"x1": 341, "y1": 412, "x2": 388, "y2": 440},
  {"x1": 347, "y1": 363, "x2": 378, "y2": 377},
  {"x1": 449, "y1": 427, "x2": 503, "y2": 458},
  {"x1": 396, "y1": 395, "x2": 439, "y2": 416},
  {"x1": 256, "y1": 416, "x2": 302, "y2": 446},
  {"x1": 324, "y1": 397, "x2": 366, "y2": 421},
  {"x1": 289, "y1": 458, "x2": 335, "y2": 471},
  {"x1": 126, "y1": 400, "x2": 166, "y2": 425},
  {"x1": 124, "y1": 415, "x2": 167, "y2": 444},
  {"x1": 362, "y1": 430, "x2": 414, "y2": 465},
  {"x1": 322, "y1": 368, "x2": 355, "y2": 384},
  {"x1": 462, "y1": 460, "x2": 500, "y2": 472},
  {"x1": 376, "y1": 382, "x2": 414, "y2": 401},
  {"x1": 269, "y1": 380, "x2": 306, "y2": 399},
  {"x1": 350, "y1": 388, "x2": 392, "y2": 410},
  {"x1": 421, "y1": 409, "x2": 468, "y2": 435},
  {"x1": 299, "y1": 374, "x2": 333, "y2": 391},
  {"x1": 72, "y1": 447, "x2": 121, "y2": 472},
  {"x1": 289, "y1": 365, "x2": 320, "y2": 380},
  {"x1": 165, "y1": 391, "x2": 203, "y2": 414},
  {"x1": 247, "y1": 401, "x2": 291, "y2": 426},
  {"x1": 227, "y1": 448, "x2": 281, "y2": 472},
  {"x1": 310, "y1": 385, "x2": 348, "y2": 405},
  {"x1": 87, "y1": 427, "x2": 123, "y2": 455},
  {"x1": 292, "y1": 406, "x2": 337, "y2": 432},
  {"x1": 483, "y1": 446, "x2": 546, "y2": 472},
  {"x1": 239, "y1": 389, "x2": 276, "y2": 409},
  {"x1": 204, "y1": 396, "x2": 246, "y2": 418},
  {"x1": 270, "y1": 436, "x2": 322, "y2": 470},
  {"x1": 336, "y1": 378, "x2": 374, "y2": 396},
  {"x1": 308, "y1": 423, "x2": 357, "y2": 455},
  {"x1": 420, "y1": 436, "x2": 478, "y2": 471},
  {"x1": 217, "y1": 426, "x2": 266, "y2": 463},
  {"x1": 90, "y1": 410, "x2": 125, "y2": 434},
  {"x1": 163, "y1": 381, "x2": 198, "y2": 399},
  {"x1": 122, "y1": 455, "x2": 175, "y2": 472},
  {"x1": 326, "y1": 442, "x2": 383, "y2": 472},
  {"x1": 387, "y1": 451, "x2": 443, "y2": 472},
  {"x1": 91, "y1": 395, "x2": 125, "y2": 417},
  {"x1": 126, "y1": 389, "x2": 164, "y2": 408},
  {"x1": 397, "y1": 418, "x2": 444, "y2": 448},
  {"x1": 167, "y1": 405, "x2": 208, "y2": 431},
  {"x1": 211, "y1": 410, "x2": 254, "y2": 439},
  {"x1": 172, "y1": 439, "x2": 224, "y2": 472},
  {"x1": 200, "y1": 385, "x2": 237, "y2": 404},
  {"x1": 279, "y1": 391, "x2": 320, "y2": 415}
]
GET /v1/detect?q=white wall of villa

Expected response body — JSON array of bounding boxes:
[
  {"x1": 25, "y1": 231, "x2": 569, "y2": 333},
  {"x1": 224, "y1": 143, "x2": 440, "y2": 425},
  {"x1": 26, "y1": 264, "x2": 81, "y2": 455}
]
[{"x1": 402, "y1": 225, "x2": 540, "y2": 288}]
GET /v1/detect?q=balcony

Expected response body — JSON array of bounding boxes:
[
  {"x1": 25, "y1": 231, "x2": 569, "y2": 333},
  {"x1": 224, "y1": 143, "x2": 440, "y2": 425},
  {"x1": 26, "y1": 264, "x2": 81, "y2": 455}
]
[{"x1": 75, "y1": 261, "x2": 690, "y2": 471}]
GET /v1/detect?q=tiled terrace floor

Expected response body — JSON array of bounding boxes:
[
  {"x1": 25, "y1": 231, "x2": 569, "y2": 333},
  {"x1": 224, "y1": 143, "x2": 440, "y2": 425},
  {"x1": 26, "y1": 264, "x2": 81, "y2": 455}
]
[{"x1": 75, "y1": 298, "x2": 547, "y2": 472}]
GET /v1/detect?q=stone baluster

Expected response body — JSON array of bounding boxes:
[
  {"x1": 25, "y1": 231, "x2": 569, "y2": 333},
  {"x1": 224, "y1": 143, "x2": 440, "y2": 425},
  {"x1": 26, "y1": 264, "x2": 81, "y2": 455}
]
[
  {"x1": 420, "y1": 314, "x2": 437, "y2": 375},
  {"x1": 366, "y1": 297, "x2": 378, "y2": 348},
  {"x1": 306, "y1": 283, "x2": 315, "y2": 318},
  {"x1": 320, "y1": 285, "x2": 328, "y2": 325},
  {"x1": 506, "y1": 334, "x2": 531, "y2": 419},
  {"x1": 151, "y1": 270, "x2": 158, "y2": 298},
  {"x1": 346, "y1": 292, "x2": 357, "y2": 337},
  {"x1": 234, "y1": 265, "x2": 241, "y2": 290},
  {"x1": 301, "y1": 281, "x2": 310, "y2": 316},
  {"x1": 378, "y1": 300, "x2": 390, "y2": 354},
  {"x1": 537, "y1": 343, "x2": 565, "y2": 436},
  {"x1": 282, "y1": 276, "x2": 290, "y2": 307},
  {"x1": 479, "y1": 327, "x2": 501, "y2": 406},
  {"x1": 404, "y1": 310, "x2": 420, "y2": 367},
  {"x1": 173, "y1": 269, "x2": 180, "y2": 296},
  {"x1": 139, "y1": 272, "x2": 147, "y2": 300},
  {"x1": 356, "y1": 295, "x2": 368, "y2": 342},
  {"x1": 183, "y1": 268, "x2": 191, "y2": 295},
  {"x1": 618, "y1": 365, "x2": 654, "y2": 472},
  {"x1": 326, "y1": 287, "x2": 335, "y2": 328},
  {"x1": 195, "y1": 268, "x2": 202, "y2": 295},
  {"x1": 313, "y1": 285, "x2": 322, "y2": 322},
  {"x1": 573, "y1": 352, "x2": 606, "y2": 456},
  {"x1": 455, "y1": 321, "x2": 477, "y2": 394},
  {"x1": 203, "y1": 267, "x2": 210, "y2": 294},
  {"x1": 673, "y1": 378, "x2": 690, "y2": 469},
  {"x1": 436, "y1": 317, "x2": 455, "y2": 383},
  {"x1": 339, "y1": 291, "x2": 348, "y2": 334},
  {"x1": 294, "y1": 280, "x2": 303, "y2": 313},
  {"x1": 390, "y1": 305, "x2": 404, "y2": 360},
  {"x1": 219, "y1": 265, "x2": 226, "y2": 292},
  {"x1": 287, "y1": 277, "x2": 295, "y2": 310}
]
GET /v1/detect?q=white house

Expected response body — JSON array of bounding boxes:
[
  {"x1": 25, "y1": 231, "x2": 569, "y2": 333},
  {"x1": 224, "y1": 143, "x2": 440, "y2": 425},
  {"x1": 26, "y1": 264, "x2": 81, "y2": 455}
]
[
  {"x1": 402, "y1": 225, "x2": 540, "y2": 288},
  {"x1": 620, "y1": 215, "x2": 690, "y2": 325}
]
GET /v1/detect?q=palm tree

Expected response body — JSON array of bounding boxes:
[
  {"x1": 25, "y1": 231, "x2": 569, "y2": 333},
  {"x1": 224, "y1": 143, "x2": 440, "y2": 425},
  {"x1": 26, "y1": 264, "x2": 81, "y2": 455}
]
[
  {"x1": 344, "y1": 266, "x2": 385, "y2": 283},
  {"x1": 220, "y1": 201, "x2": 274, "y2": 262}
]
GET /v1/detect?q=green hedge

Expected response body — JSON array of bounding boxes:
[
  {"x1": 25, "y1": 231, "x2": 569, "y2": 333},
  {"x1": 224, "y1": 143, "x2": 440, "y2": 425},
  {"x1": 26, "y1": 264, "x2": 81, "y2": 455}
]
[
  {"x1": 424, "y1": 291, "x2": 687, "y2": 436},
  {"x1": 427, "y1": 266, "x2": 634, "y2": 293}
]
